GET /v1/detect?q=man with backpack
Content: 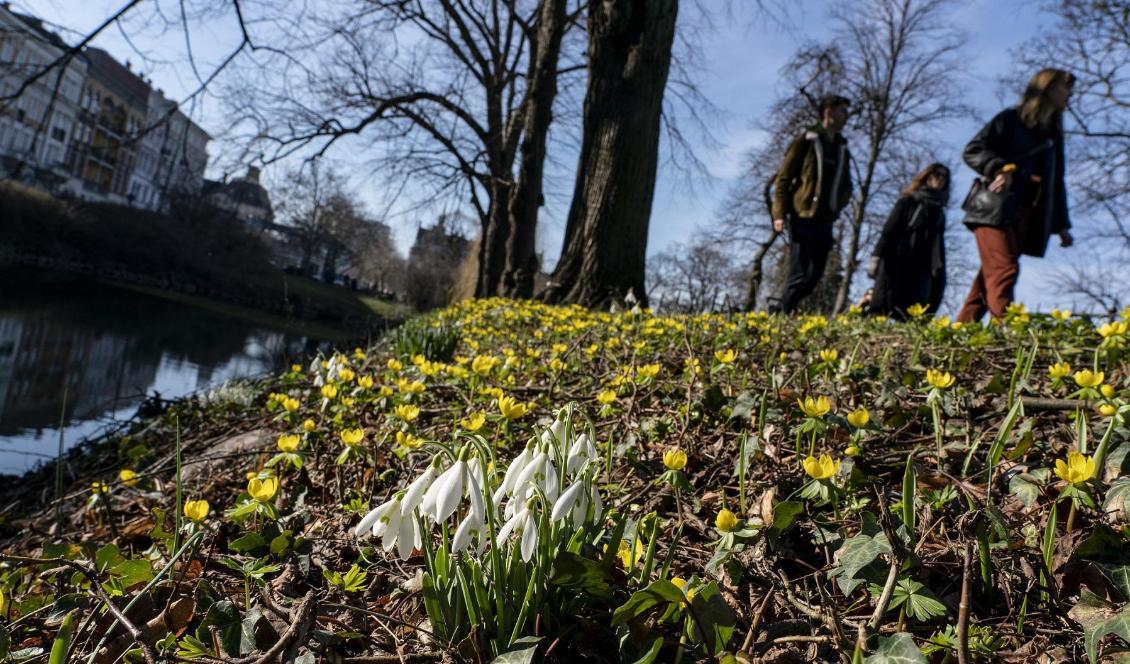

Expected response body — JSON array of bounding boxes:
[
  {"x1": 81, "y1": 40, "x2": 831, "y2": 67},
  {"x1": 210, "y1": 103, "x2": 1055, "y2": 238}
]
[{"x1": 769, "y1": 95, "x2": 853, "y2": 314}]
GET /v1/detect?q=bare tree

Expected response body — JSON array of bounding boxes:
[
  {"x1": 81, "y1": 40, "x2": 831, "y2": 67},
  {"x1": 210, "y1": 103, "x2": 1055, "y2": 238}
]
[
  {"x1": 1015, "y1": 1, "x2": 1130, "y2": 315},
  {"x1": 646, "y1": 237, "x2": 744, "y2": 312},
  {"x1": 541, "y1": 0, "x2": 679, "y2": 308},
  {"x1": 273, "y1": 161, "x2": 347, "y2": 276}
]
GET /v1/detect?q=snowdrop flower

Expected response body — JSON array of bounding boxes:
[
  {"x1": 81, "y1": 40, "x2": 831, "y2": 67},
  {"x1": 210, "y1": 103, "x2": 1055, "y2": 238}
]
[
  {"x1": 551, "y1": 481, "x2": 586, "y2": 523},
  {"x1": 566, "y1": 433, "x2": 597, "y2": 475},
  {"x1": 451, "y1": 508, "x2": 484, "y2": 554},
  {"x1": 425, "y1": 451, "x2": 486, "y2": 524},
  {"x1": 497, "y1": 502, "x2": 539, "y2": 562},
  {"x1": 354, "y1": 493, "x2": 420, "y2": 560},
  {"x1": 401, "y1": 462, "x2": 439, "y2": 518}
]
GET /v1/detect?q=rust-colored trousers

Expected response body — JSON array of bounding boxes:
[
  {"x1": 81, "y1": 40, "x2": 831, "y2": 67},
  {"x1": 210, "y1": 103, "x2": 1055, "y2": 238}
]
[{"x1": 958, "y1": 225, "x2": 1020, "y2": 323}]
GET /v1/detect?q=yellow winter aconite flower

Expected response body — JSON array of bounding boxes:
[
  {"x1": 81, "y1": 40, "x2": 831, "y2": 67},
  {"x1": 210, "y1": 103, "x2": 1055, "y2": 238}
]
[
  {"x1": 379, "y1": 386, "x2": 395, "y2": 398},
  {"x1": 1099, "y1": 403, "x2": 1117, "y2": 417},
  {"x1": 596, "y1": 390, "x2": 617, "y2": 405},
  {"x1": 119, "y1": 469, "x2": 139, "y2": 487},
  {"x1": 1098, "y1": 321, "x2": 1129, "y2": 338},
  {"x1": 320, "y1": 385, "x2": 338, "y2": 400},
  {"x1": 549, "y1": 358, "x2": 566, "y2": 372},
  {"x1": 1101, "y1": 385, "x2": 1116, "y2": 399},
  {"x1": 358, "y1": 375, "x2": 374, "y2": 389},
  {"x1": 847, "y1": 408, "x2": 870, "y2": 428},
  {"x1": 472, "y1": 355, "x2": 500, "y2": 376},
  {"x1": 845, "y1": 445, "x2": 861, "y2": 457},
  {"x1": 637, "y1": 364, "x2": 660, "y2": 379},
  {"x1": 1050, "y1": 308, "x2": 1071, "y2": 322},
  {"x1": 280, "y1": 396, "x2": 300, "y2": 413},
  {"x1": 387, "y1": 358, "x2": 403, "y2": 372},
  {"x1": 291, "y1": 364, "x2": 303, "y2": 373},
  {"x1": 277, "y1": 434, "x2": 300, "y2": 453},
  {"x1": 1074, "y1": 370, "x2": 1104, "y2": 389},
  {"x1": 797, "y1": 395, "x2": 831, "y2": 418},
  {"x1": 715, "y1": 507, "x2": 739, "y2": 533},
  {"x1": 803, "y1": 454, "x2": 840, "y2": 480},
  {"x1": 338, "y1": 368, "x2": 355, "y2": 382},
  {"x1": 1054, "y1": 451, "x2": 1095, "y2": 485},
  {"x1": 906, "y1": 303, "x2": 929, "y2": 318},
  {"x1": 670, "y1": 577, "x2": 696, "y2": 603},
  {"x1": 819, "y1": 349, "x2": 839, "y2": 363},
  {"x1": 339, "y1": 428, "x2": 365, "y2": 446},
  {"x1": 395, "y1": 404, "x2": 421, "y2": 422},
  {"x1": 184, "y1": 499, "x2": 210, "y2": 522},
  {"x1": 714, "y1": 349, "x2": 736, "y2": 364},
  {"x1": 91, "y1": 481, "x2": 109, "y2": 494},
  {"x1": 498, "y1": 395, "x2": 528, "y2": 420},
  {"x1": 663, "y1": 447, "x2": 688, "y2": 471},
  {"x1": 460, "y1": 413, "x2": 486, "y2": 431},
  {"x1": 248, "y1": 476, "x2": 279, "y2": 502},
  {"x1": 925, "y1": 369, "x2": 955, "y2": 390},
  {"x1": 398, "y1": 379, "x2": 426, "y2": 394},
  {"x1": 1049, "y1": 362, "x2": 1072, "y2": 379},
  {"x1": 614, "y1": 538, "x2": 645, "y2": 570},
  {"x1": 303, "y1": 419, "x2": 316, "y2": 432},
  {"x1": 396, "y1": 431, "x2": 423, "y2": 449}
]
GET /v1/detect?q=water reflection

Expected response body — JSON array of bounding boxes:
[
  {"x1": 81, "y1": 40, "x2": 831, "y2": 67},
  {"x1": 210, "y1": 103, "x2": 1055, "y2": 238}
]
[{"x1": 0, "y1": 269, "x2": 335, "y2": 474}]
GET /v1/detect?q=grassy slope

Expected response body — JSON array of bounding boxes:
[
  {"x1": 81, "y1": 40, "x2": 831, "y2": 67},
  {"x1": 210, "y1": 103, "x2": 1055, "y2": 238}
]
[{"x1": 0, "y1": 299, "x2": 1127, "y2": 662}]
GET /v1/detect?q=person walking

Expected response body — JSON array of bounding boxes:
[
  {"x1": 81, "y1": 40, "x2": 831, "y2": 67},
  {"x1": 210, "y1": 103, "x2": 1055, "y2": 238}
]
[
  {"x1": 769, "y1": 95, "x2": 853, "y2": 314},
  {"x1": 957, "y1": 68, "x2": 1075, "y2": 323},
  {"x1": 867, "y1": 164, "x2": 950, "y2": 319}
]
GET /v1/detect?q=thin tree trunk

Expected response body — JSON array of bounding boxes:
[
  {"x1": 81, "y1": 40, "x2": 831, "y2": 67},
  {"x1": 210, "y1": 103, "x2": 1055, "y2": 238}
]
[
  {"x1": 502, "y1": 0, "x2": 567, "y2": 299},
  {"x1": 541, "y1": 0, "x2": 678, "y2": 309},
  {"x1": 743, "y1": 231, "x2": 781, "y2": 311},
  {"x1": 833, "y1": 145, "x2": 878, "y2": 313},
  {"x1": 477, "y1": 183, "x2": 512, "y2": 297}
]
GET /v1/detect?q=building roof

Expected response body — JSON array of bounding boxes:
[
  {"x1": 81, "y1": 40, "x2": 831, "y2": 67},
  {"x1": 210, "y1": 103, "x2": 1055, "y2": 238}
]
[
  {"x1": 84, "y1": 47, "x2": 150, "y2": 110},
  {"x1": 203, "y1": 176, "x2": 273, "y2": 217},
  {"x1": 8, "y1": 9, "x2": 72, "y2": 54}
]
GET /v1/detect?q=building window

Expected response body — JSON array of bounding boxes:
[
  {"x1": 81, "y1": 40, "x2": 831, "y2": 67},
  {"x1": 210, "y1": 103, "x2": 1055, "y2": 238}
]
[{"x1": 51, "y1": 127, "x2": 66, "y2": 142}]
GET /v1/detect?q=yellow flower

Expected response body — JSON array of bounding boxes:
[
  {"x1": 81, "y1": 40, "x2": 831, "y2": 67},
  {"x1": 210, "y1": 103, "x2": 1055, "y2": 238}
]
[
  {"x1": 339, "y1": 428, "x2": 365, "y2": 446},
  {"x1": 498, "y1": 394, "x2": 528, "y2": 420},
  {"x1": 1049, "y1": 362, "x2": 1072, "y2": 379},
  {"x1": 1101, "y1": 384, "x2": 1115, "y2": 399},
  {"x1": 184, "y1": 499, "x2": 210, "y2": 522},
  {"x1": 819, "y1": 349, "x2": 838, "y2": 363},
  {"x1": 637, "y1": 364, "x2": 660, "y2": 379},
  {"x1": 277, "y1": 434, "x2": 300, "y2": 453},
  {"x1": 906, "y1": 303, "x2": 929, "y2": 318},
  {"x1": 1074, "y1": 369, "x2": 1104, "y2": 389},
  {"x1": 715, "y1": 507, "x2": 739, "y2": 533},
  {"x1": 291, "y1": 364, "x2": 303, "y2": 373},
  {"x1": 714, "y1": 349, "x2": 736, "y2": 364},
  {"x1": 671, "y1": 577, "x2": 697, "y2": 604},
  {"x1": 398, "y1": 379, "x2": 426, "y2": 394},
  {"x1": 549, "y1": 358, "x2": 566, "y2": 372},
  {"x1": 472, "y1": 355, "x2": 499, "y2": 376},
  {"x1": 460, "y1": 413, "x2": 486, "y2": 431},
  {"x1": 1050, "y1": 308, "x2": 1071, "y2": 322},
  {"x1": 379, "y1": 386, "x2": 395, "y2": 398},
  {"x1": 1099, "y1": 403, "x2": 1117, "y2": 417},
  {"x1": 91, "y1": 481, "x2": 109, "y2": 494},
  {"x1": 248, "y1": 476, "x2": 279, "y2": 502},
  {"x1": 803, "y1": 454, "x2": 840, "y2": 480},
  {"x1": 396, "y1": 431, "x2": 423, "y2": 449},
  {"x1": 663, "y1": 447, "x2": 688, "y2": 471},
  {"x1": 846, "y1": 408, "x2": 870, "y2": 429},
  {"x1": 925, "y1": 369, "x2": 955, "y2": 390},
  {"x1": 341, "y1": 397, "x2": 356, "y2": 408},
  {"x1": 1054, "y1": 451, "x2": 1096, "y2": 485},
  {"x1": 797, "y1": 395, "x2": 831, "y2": 418},
  {"x1": 282, "y1": 397, "x2": 300, "y2": 413},
  {"x1": 338, "y1": 368, "x2": 355, "y2": 382},
  {"x1": 119, "y1": 469, "x2": 139, "y2": 487},
  {"x1": 358, "y1": 375, "x2": 374, "y2": 389},
  {"x1": 353, "y1": 347, "x2": 366, "y2": 360},
  {"x1": 320, "y1": 385, "x2": 338, "y2": 400},
  {"x1": 1098, "y1": 321, "x2": 1129, "y2": 338},
  {"x1": 596, "y1": 389, "x2": 617, "y2": 405},
  {"x1": 613, "y1": 538, "x2": 644, "y2": 570},
  {"x1": 411, "y1": 354, "x2": 426, "y2": 365},
  {"x1": 845, "y1": 445, "x2": 861, "y2": 457},
  {"x1": 387, "y1": 358, "x2": 403, "y2": 372},
  {"x1": 303, "y1": 419, "x2": 316, "y2": 432},
  {"x1": 395, "y1": 404, "x2": 421, "y2": 422}
]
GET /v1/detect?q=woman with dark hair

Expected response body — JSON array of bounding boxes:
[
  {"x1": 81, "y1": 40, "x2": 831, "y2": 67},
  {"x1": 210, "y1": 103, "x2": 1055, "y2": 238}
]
[
  {"x1": 956, "y1": 68, "x2": 1075, "y2": 322},
  {"x1": 867, "y1": 163, "x2": 950, "y2": 318}
]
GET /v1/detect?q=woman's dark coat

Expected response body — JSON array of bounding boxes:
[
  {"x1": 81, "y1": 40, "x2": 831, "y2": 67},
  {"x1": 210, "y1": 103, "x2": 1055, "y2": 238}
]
[
  {"x1": 870, "y1": 191, "x2": 947, "y2": 318},
  {"x1": 962, "y1": 107, "x2": 1070, "y2": 257}
]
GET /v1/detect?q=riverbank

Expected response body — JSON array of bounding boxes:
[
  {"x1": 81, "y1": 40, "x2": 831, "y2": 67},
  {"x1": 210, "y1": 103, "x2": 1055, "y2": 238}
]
[
  {"x1": 0, "y1": 179, "x2": 409, "y2": 334},
  {"x1": 0, "y1": 300, "x2": 1125, "y2": 662}
]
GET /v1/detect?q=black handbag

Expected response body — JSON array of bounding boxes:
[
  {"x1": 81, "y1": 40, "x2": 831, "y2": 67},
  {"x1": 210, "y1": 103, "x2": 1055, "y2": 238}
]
[{"x1": 961, "y1": 139, "x2": 1054, "y2": 230}]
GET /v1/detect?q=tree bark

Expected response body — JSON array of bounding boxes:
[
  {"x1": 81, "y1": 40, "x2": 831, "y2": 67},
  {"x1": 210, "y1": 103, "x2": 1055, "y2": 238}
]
[
  {"x1": 502, "y1": 0, "x2": 568, "y2": 299},
  {"x1": 541, "y1": 0, "x2": 678, "y2": 309},
  {"x1": 743, "y1": 230, "x2": 782, "y2": 311}
]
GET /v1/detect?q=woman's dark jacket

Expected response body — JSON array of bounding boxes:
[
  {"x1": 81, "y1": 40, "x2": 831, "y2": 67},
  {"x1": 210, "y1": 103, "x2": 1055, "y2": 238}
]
[
  {"x1": 870, "y1": 190, "x2": 946, "y2": 318},
  {"x1": 962, "y1": 107, "x2": 1070, "y2": 257}
]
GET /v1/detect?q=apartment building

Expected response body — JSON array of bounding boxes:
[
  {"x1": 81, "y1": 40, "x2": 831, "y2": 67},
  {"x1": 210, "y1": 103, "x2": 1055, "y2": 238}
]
[{"x1": 129, "y1": 88, "x2": 211, "y2": 212}]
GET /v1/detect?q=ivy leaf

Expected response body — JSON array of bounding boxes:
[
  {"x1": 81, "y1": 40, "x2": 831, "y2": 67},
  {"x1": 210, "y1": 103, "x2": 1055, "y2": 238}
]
[
  {"x1": 863, "y1": 632, "x2": 927, "y2": 664},
  {"x1": 1008, "y1": 469, "x2": 1048, "y2": 509},
  {"x1": 489, "y1": 637, "x2": 542, "y2": 664},
  {"x1": 829, "y1": 531, "x2": 891, "y2": 595},
  {"x1": 612, "y1": 579, "x2": 685, "y2": 626},
  {"x1": 1104, "y1": 476, "x2": 1130, "y2": 523},
  {"x1": 1068, "y1": 586, "x2": 1130, "y2": 663}
]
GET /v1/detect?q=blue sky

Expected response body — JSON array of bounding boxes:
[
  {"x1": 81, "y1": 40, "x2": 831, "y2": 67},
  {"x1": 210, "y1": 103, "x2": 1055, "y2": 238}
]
[{"x1": 26, "y1": 0, "x2": 1083, "y2": 311}]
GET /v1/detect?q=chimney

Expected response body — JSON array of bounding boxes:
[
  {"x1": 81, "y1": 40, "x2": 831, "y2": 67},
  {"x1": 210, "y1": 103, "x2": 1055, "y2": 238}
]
[
  {"x1": 246, "y1": 166, "x2": 261, "y2": 183},
  {"x1": 125, "y1": 59, "x2": 132, "y2": 71}
]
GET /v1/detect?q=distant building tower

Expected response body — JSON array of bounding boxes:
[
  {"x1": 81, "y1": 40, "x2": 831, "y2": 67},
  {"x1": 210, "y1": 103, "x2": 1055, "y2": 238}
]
[{"x1": 202, "y1": 166, "x2": 274, "y2": 227}]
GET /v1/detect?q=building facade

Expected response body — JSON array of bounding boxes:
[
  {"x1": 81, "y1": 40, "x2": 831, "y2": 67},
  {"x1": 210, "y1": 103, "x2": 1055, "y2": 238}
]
[
  {"x1": 129, "y1": 88, "x2": 210, "y2": 212},
  {"x1": 0, "y1": 5, "x2": 87, "y2": 193}
]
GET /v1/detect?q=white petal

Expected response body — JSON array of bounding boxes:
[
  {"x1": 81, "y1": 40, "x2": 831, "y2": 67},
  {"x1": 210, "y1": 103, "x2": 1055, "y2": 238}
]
[
  {"x1": 451, "y1": 513, "x2": 478, "y2": 553},
  {"x1": 551, "y1": 482, "x2": 583, "y2": 523},
  {"x1": 500, "y1": 448, "x2": 532, "y2": 494},
  {"x1": 513, "y1": 452, "x2": 546, "y2": 491},
  {"x1": 397, "y1": 512, "x2": 417, "y2": 560},
  {"x1": 590, "y1": 485, "x2": 603, "y2": 524},
  {"x1": 543, "y1": 460, "x2": 560, "y2": 502},
  {"x1": 572, "y1": 490, "x2": 589, "y2": 524},
  {"x1": 433, "y1": 462, "x2": 465, "y2": 523},
  {"x1": 381, "y1": 503, "x2": 403, "y2": 551},
  {"x1": 467, "y1": 471, "x2": 486, "y2": 524},
  {"x1": 550, "y1": 419, "x2": 567, "y2": 445},
  {"x1": 520, "y1": 515, "x2": 538, "y2": 562},
  {"x1": 496, "y1": 508, "x2": 526, "y2": 545},
  {"x1": 402, "y1": 466, "x2": 436, "y2": 516},
  {"x1": 354, "y1": 498, "x2": 395, "y2": 537}
]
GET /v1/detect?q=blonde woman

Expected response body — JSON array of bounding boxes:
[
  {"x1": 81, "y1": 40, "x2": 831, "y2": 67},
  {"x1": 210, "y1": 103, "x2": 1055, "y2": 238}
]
[{"x1": 957, "y1": 68, "x2": 1075, "y2": 322}]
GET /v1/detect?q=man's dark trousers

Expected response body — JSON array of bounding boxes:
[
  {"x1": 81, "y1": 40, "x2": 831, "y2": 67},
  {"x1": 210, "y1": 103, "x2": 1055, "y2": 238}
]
[{"x1": 777, "y1": 218, "x2": 834, "y2": 314}]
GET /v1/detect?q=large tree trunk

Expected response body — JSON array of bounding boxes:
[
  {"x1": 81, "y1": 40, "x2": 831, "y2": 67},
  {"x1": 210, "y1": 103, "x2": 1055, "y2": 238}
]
[
  {"x1": 477, "y1": 182, "x2": 512, "y2": 297},
  {"x1": 502, "y1": 0, "x2": 567, "y2": 299},
  {"x1": 540, "y1": 0, "x2": 677, "y2": 309}
]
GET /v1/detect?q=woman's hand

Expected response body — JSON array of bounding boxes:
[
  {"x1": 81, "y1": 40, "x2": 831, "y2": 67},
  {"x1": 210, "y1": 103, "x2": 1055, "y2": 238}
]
[
  {"x1": 1059, "y1": 230, "x2": 1074, "y2": 247},
  {"x1": 988, "y1": 171, "x2": 1013, "y2": 193}
]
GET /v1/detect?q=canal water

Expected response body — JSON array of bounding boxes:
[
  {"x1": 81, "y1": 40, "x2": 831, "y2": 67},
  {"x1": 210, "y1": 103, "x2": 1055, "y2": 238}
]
[{"x1": 0, "y1": 268, "x2": 341, "y2": 475}]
